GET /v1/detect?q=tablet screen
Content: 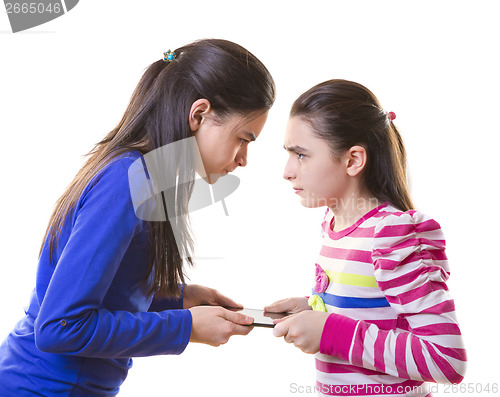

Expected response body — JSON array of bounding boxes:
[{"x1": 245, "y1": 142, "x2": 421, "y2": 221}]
[{"x1": 231, "y1": 308, "x2": 289, "y2": 328}]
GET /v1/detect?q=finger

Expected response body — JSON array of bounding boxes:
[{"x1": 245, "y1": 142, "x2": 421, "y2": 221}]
[
  {"x1": 215, "y1": 324, "x2": 253, "y2": 346},
  {"x1": 285, "y1": 335, "x2": 295, "y2": 344},
  {"x1": 272, "y1": 313, "x2": 293, "y2": 325},
  {"x1": 230, "y1": 324, "x2": 254, "y2": 336},
  {"x1": 221, "y1": 308, "x2": 254, "y2": 325},
  {"x1": 212, "y1": 290, "x2": 243, "y2": 309},
  {"x1": 264, "y1": 299, "x2": 288, "y2": 313}
]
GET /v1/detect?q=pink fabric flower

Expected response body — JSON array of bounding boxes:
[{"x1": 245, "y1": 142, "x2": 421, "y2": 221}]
[{"x1": 314, "y1": 263, "x2": 329, "y2": 293}]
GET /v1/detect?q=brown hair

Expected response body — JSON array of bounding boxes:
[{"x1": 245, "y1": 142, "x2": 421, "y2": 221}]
[
  {"x1": 41, "y1": 39, "x2": 276, "y2": 297},
  {"x1": 290, "y1": 79, "x2": 413, "y2": 211}
]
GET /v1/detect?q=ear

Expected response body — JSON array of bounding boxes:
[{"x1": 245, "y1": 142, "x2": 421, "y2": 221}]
[
  {"x1": 345, "y1": 145, "x2": 367, "y2": 177},
  {"x1": 188, "y1": 99, "x2": 212, "y2": 132}
]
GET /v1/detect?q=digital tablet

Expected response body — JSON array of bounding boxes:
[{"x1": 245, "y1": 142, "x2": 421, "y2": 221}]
[{"x1": 230, "y1": 308, "x2": 290, "y2": 328}]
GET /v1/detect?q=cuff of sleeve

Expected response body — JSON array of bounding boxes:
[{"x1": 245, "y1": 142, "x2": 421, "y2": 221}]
[
  {"x1": 319, "y1": 313, "x2": 358, "y2": 361},
  {"x1": 154, "y1": 308, "x2": 192, "y2": 355},
  {"x1": 173, "y1": 309, "x2": 192, "y2": 355}
]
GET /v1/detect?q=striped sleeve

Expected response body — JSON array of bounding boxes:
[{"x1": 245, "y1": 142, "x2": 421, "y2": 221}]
[{"x1": 319, "y1": 210, "x2": 467, "y2": 384}]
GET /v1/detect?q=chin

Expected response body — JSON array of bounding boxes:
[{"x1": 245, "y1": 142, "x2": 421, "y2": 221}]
[
  {"x1": 206, "y1": 173, "x2": 225, "y2": 184},
  {"x1": 300, "y1": 199, "x2": 317, "y2": 209},
  {"x1": 301, "y1": 197, "x2": 327, "y2": 209}
]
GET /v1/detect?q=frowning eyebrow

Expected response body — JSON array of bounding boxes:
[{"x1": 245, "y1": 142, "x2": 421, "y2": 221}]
[
  {"x1": 284, "y1": 145, "x2": 309, "y2": 153},
  {"x1": 243, "y1": 131, "x2": 257, "y2": 142}
]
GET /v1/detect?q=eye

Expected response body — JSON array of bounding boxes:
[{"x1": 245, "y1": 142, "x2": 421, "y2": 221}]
[{"x1": 297, "y1": 153, "x2": 305, "y2": 159}]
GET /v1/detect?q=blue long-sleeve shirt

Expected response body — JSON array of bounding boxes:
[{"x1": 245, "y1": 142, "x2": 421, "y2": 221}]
[{"x1": 0, "y1": 152, "x2": 193, "y2": 396}]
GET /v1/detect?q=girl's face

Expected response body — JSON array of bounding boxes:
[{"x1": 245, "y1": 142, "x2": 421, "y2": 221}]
[
  {"x1": 193, "y1": 110, "x2": 268, "y2": 183},
  {"x1": 283, "y1": 116, "x2": 350, "y2": 209}
]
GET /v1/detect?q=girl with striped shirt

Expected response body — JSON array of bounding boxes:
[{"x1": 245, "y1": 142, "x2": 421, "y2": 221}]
[{"x1": 266, "y1": 80, "x2": 466, "y2": 396}]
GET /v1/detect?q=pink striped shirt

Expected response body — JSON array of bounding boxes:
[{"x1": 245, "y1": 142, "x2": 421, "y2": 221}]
[{"x1": 313, "y1": 203, "x2": 466, "y2": 396}]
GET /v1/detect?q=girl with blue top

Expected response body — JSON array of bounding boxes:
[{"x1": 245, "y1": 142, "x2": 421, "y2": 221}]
[{"x1": 0, "y1": 39, "x2": 275, "y2": 396}]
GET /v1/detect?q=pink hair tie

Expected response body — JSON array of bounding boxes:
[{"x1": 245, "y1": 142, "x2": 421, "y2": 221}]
[{"x1": 387, "y1": 111, "x2": 396, "y2": 121}]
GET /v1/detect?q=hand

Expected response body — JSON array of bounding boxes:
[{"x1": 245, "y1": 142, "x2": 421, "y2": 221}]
[
  {"x1": 183, "y1": 284, "x2": 242, "y2": 309},
  {"x1": 264, "y1": 297, "x2": 311, "y2": 314},
  {"x1": 189, "y1": 306, "x2": 254, "y2": 346},
  {"x1": 272, "y1": 310, "x2": 330, "y2": 354}
]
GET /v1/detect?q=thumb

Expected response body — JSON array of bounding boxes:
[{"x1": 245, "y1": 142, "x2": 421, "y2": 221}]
[
  {"x1": 273, "y1": 320, "x2": 289, "y2": 338},
  {"x1": 221, "y1": 308, "x2": 254, "y2": 325}
]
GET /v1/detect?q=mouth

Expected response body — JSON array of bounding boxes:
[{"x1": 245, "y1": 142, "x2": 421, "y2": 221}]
[{"x1": 293, "y1": 187, "x2": 303, "y2": 194}]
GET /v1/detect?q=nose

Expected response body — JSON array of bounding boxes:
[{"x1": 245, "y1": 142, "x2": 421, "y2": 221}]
[
  {"x1": 235, "y1": 146, "x2": 248, "y2": 167},
  {"x1": 283, "y1": 158, "x2": 295, "y2": 181}
]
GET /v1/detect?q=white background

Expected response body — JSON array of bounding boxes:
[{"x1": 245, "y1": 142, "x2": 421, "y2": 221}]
[{"x1": 1, "y1": 1, "x2": 499, "y2": 396}]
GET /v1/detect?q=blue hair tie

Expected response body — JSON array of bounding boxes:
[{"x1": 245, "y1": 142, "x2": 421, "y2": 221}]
[{"x1": 163, "y1": 50, "x2": 176, "y2": 62}]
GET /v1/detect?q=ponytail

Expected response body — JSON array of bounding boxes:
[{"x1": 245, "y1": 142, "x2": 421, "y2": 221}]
[{"x1": 40, "y1": 39, "x2": 275, "y2": 297}]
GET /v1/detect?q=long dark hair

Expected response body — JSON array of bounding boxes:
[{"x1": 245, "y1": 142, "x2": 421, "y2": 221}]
[
  {"x1": 41, "y1": 39, "x2": 276, "y2": 297},
  {"x1": 290, "y1": 79, "x2": 413, "y2": 211}
]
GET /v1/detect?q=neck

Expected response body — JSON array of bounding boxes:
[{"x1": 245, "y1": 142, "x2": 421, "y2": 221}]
[{"x1": 329, "y1": 193, "x2": 380, "y2": 232}]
